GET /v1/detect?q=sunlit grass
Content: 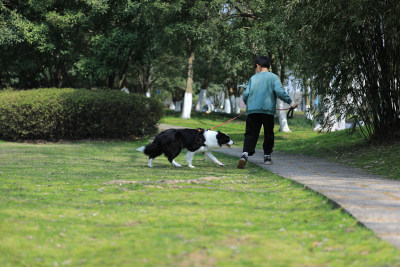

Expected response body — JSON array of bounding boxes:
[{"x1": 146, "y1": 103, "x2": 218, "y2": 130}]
[{"x1": 1, "y1": 111, "x2": 400, "y2": 266}]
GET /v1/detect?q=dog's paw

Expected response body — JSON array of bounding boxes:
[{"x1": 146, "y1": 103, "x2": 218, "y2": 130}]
[
  {"x1": 188, "y1": 165, "x2": 195, "y2": 168},
  {"x1": 148, "y1": 159, "x2": 153, "y2": 168},
  {"x1": 172, "y1": 160, "x2": 182, "y2": 167},
  {"x1": 218, "y1": 163, "x2": 225, "y2": 166}
]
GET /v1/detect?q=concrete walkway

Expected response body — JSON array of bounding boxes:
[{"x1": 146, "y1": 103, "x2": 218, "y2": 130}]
[
  {"x1": 158, "y1": 124, "x2": 400, "y2": 249},
  {"x1": 220, "y1": 147, "x2": 400, "y2": 250}
]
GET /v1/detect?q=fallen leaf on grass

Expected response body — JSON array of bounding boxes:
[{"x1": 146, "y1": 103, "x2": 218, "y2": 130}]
[{"x1": 312, "y1": 241, "x2": 322, "y2": 248}]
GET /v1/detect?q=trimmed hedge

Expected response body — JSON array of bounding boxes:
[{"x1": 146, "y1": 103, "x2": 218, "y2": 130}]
[{"x1": 0, "y1": 88, "x2": 163, "y2": 140}]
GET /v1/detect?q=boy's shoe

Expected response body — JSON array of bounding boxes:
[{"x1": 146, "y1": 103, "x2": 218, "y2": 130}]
[
  {"x1": 237, "y1": 154, "x2": 248, "y2": 169},
  {"x1": 264, "y1": 154, "x2": 272, "y2": 165}
]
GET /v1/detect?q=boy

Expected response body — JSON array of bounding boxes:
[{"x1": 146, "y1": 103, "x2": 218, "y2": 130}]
[{"x1": 238, "y1": 56, "x2": 298, "y2": 169}]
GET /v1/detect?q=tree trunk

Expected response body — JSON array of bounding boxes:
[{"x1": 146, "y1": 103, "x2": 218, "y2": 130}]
[
  {"x1": 196, "y1": 89, "x2": 207, "y2": 111},
  {"x1": 172, "y1": 87, "x2": 184, "y2": 112},
  {"x1": 231, "y1": 84, "x2": 242, "y2": 114},
  {"x1": 106, "y1": 74, "x2": 115, "y2": 89},
  {"x1": 304, "y1": 78, "x2": 314, "y2": 120},
  {"x1": 302, "y1": 78, "x2": 308, "y2": 111},
  {"x1": 268, "y1": 52, "x2": 278, "y2": 75},
  {"x1": 196, "y1": 78, "x2": 209, "y2": 111},
  {"x1": 182, "y1": 51, "x2": 195, "y2": 119},
  {"x1": 277, "y1": 99, "x2": 291, "y2": 132},
  {"x1": 279, "y1": 50, "x2": 286, "y2": 84},
  {"x1": 57, "y1": 67, "x2": 63, "y2": 88},
  {"x1": 224, "y1": 87, "x2": 231, "y2": 114},
  {"x1": 276, "y1": 50, "x2": 291, "y2": 132},
  {"x1": 229, "y1": 94, "x2": 238, "y2": 113},
  {"x1": 144, "y1": 64, "x2": 153, "y2": 96},
  {"x1": 118, "y1": 48, "x2": 133, "y2": 88},
  {"x1": 234, "y1": 96, "x2": 241, "y2": 114}
]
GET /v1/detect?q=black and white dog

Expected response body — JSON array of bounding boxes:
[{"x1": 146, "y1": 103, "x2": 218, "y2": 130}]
[
  {"x1": 185, "y1": 129, "x2": 233, "y2": 168},
  {"x1": 137, "y1": 128, "x2": 233, "y2": 168}
]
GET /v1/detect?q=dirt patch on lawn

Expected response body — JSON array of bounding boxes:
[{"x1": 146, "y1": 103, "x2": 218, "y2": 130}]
[
  {"x1": 104, "y1": 176, "x2": 226, "y2": 186},
  {"x1": 177, "y1": 249, "x2": 216, "y2": 267},
  {"x1": 157, "y1": 176, "x2": 225, "y2": 185},
  {"x1": 222, "y1": 235, "x2": 257, "y2": 248},
  {"x1": 103, "y1": 180, "x2": 138, "y2": 185}
]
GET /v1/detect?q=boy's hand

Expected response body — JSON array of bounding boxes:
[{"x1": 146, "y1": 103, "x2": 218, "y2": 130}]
[{"x1": 290, "y1": 102, "x2": 299, "y2": 109}]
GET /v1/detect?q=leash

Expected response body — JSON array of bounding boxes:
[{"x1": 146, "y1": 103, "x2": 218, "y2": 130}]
[
  {"x1": 209, "y1": 111, "x2": 246, "y2": 130},
  {"x1": 209, "y1": 107, "x2": 295, "y2": 130},
  {"x1": 276, "y1": 107, "x2": 295, "y2": 119}
]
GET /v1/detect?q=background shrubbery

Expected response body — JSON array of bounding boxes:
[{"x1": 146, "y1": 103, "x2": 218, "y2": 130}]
[
  {"x1": 0, "y1": 88, "x2": 163, "y2": 140},
  {"x1": 163, "y1": 109, "x2": 313, "y2": 128}
]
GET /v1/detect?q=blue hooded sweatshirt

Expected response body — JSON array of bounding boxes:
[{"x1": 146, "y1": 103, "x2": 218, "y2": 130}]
[{"x1": 243, "y1": 71, "x2": 293, "y2": 115}]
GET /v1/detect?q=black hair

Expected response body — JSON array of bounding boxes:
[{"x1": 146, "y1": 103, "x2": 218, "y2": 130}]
[{"x1": 254, "y1": 56, "x2": 271, "y2": 69}]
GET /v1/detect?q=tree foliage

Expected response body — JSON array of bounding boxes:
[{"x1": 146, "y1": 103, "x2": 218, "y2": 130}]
[
  {"x1": 0, "y1": 0, "x2": 156, "y2": 89},
  {"x1": 285, "y1": 0, "x2": 400, "y2": 141}
]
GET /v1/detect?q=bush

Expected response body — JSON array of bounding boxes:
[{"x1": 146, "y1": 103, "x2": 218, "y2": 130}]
[{"x1": 0, "y1": 88, "x2": 163, "y2": 140}]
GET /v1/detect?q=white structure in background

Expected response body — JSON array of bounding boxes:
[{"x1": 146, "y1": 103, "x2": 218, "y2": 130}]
[
  {"x1": 313, "y1": 95, "x2": 346, "y2": 132},
  {"x1": 192, "y1": 85, "x2": 243, "y2": 114},
  {"x1": 305, "y1": 105, "x2": 314, "y2": 120},
  {"x1": 210, "y1": 90, "x2": 225, "y2": 112},
  {"x1": 337, "y1": 114, "x2": 346, "y2": 130},
  {"x1": 175, "y1": 100, "x2": 182, "y2": 112},
  {"x1": 121, "y1": 87, "x2": 129, "y2": 94},
  {"x1": 277, "y1": 99, "x2": 291, "y2": 132},
  {"x1": 195, "y1": 89, "x2": 207, "y2": 111},
  {"x1": 207, "y1": 98, "x2": 214, "y2": 111},
  {"x1": 235, "y1": 84, "x2": 248, "y2": 114},
  {"x1": 146, "y1": 91, "x2": 151, "y2": 98}
]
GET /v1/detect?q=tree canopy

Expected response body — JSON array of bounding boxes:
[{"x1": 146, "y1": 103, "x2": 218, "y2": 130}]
[{"x1": 1, "y1": 0, "x2": 399, "y2": 141}]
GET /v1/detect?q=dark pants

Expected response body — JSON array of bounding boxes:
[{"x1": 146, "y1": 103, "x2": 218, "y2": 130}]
[{"x1": 243, "y1": 113, "x2": 274, "y2": 156}]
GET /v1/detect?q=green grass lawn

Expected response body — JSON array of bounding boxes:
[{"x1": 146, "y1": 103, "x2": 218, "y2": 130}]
[
  {"x1": 1, "y1": 112, "x2": 400, "y2": 266},
  {"x1": 161, "y1": 110, "x2": 400, "y2": 180}
]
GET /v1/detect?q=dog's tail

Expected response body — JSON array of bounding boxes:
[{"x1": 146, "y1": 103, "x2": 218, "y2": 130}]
[
  {"x1": 137, "y1": 142, "x2": 159, "y2": 156},
  {"x1": 136, "y1": 146, "x2": 146, "y2": 153}
]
